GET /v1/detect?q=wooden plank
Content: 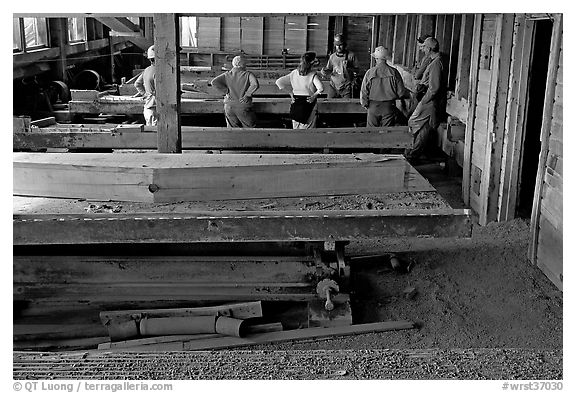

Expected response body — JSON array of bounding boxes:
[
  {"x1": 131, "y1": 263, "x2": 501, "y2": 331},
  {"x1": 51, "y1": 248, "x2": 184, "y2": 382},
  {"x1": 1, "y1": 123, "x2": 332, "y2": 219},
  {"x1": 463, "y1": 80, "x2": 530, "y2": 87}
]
[
  {"x1": 393, "y1": 15, "x2": 408, "y2": 65},
  {"x1": 14, "y1": 127, "x2": 412, "y2": 151},
  {"x1": 154, "y1": 14, "x2": 182, "y2": 153},
  {"x1": 462, "y1": 14, "x2": 483, "y2": 204},
  {"x1": 479, "y1": 13, "x2": 514, "y2": 225},
  {"x1": 530, "y1": 15, "x2": 563, "y2": 265},
  {"x1": 30, "y1": 117, "x2": 57, "y2": 128},
  {"x1": 536, "y1": 215, "x2": 563, "y2": 277},
  {"x1": 102, "y1": 321, "x2": 415, "y2": 351},
  {"x1": 456, "y1": 14, "x2": 475, "y2": 100},
  {"x1": 284, "y1": 16, "x2": 306, "y2": 54},
  {"x1": 263, "y1": 17, "x2": 284, "y2": 55},
  {"x1": 448, "y1": 15, "x2": 462, "y2": 90},
  {"x1": 240, "y1": 17, "x2": 263, "y2": 55},
  {"x1": 222, "y1": 17, "x2": 241, "y2": 52},
  {"x1": 14, "y1": 324, "x2": 106, "y2": 341},
  {"x1": 69, "y1": 97, "x2": 366, "y2": 115},
  {"x1": 498, "y1": 15, "x2": 533, "y2": 221},
  {"x1": 196, "y1": 17, "x2": 221, "y2": 50},
  {"x1": 13, "y1": 208, "x2": 473, "y2": 246}
]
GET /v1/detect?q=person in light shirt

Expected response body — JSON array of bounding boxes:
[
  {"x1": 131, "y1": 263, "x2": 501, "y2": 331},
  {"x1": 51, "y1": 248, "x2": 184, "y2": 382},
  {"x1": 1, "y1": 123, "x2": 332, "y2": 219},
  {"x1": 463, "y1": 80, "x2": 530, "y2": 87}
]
[{"x1": 275, "y1": 52, "x2": 324, "y2": 129}]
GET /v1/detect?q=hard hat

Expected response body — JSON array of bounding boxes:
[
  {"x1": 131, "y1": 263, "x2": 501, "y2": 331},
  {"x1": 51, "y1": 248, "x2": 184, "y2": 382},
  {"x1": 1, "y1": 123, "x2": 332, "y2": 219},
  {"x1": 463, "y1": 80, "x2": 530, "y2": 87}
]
[
  {"x1": 334, "y1": 34, "x2": 345, "y2": 44},
  {"x1": 146, "y1": 45, "x2": 155, "y2": 59}
]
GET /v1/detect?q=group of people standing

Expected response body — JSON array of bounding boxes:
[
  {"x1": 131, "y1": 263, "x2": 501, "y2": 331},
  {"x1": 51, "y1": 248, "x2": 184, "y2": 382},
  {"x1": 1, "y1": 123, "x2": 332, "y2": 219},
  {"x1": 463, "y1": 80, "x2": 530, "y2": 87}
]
[{"x1": 134, "y1": 32, "x2": 445, "y2": 161}]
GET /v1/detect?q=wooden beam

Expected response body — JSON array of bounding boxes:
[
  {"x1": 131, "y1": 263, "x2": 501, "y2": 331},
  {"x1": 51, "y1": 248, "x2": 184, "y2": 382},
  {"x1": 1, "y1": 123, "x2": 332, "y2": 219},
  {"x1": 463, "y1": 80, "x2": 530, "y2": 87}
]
[
  {"x1": 478, "y1": 14, "x2": 514, "y2": 225},
  {"x1": 68, "y1": 96, "x2": 366, "y2": 114},
  {"x1": 455, "y1": 14, "x2": 475, "y2": 100},
  {"x1": 448, "y1": 15, "x2": 462, "y2": 90},
  {"x1": 462, "y1": 15, "x2": 483, "y2": 205},
  {"x1": 103, "y1": 321, "x2": 415, "y2": 351},
  {"x1": 529, "y1": 14, "x2": 563, "y2": 261},
  {"x1": 13, "y1": 208, "x2": 473, "y2": 246},
  {"x1": 153, "y1": 14, "x2": 182, "y2": 153},
  {"x1": 13, "y1": 153, "x2": 434, "y2": 202},
  {"x1": 13, "y1": 126, "x2": 413, "y2": 151}
]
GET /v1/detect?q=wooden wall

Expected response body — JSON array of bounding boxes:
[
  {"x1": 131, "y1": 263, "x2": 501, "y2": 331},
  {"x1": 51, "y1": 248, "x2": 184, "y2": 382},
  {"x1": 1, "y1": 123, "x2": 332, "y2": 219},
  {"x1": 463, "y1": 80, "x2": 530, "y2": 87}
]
[
  {"x1": 530, "y1": 17, "x2": 563, "y2": 290},
  {"x1": 196, "y1": 16, "x2": 329, "y2": 56},
  {"x1": 466, "y1": 14, "x2": 495, "y2": 215}
]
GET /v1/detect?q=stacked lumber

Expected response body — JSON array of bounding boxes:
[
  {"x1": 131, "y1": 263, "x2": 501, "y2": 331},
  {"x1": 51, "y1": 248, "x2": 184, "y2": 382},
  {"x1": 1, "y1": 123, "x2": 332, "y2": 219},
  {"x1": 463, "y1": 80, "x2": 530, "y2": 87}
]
[{"x1": 13, "y1": 153, "x2": 433, "y2": 202}]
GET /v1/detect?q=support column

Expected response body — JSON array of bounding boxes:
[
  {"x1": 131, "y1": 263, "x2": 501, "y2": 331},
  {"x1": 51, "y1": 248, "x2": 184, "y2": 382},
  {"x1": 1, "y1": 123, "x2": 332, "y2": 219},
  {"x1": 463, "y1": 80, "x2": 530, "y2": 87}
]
[{"x1": 154, "y1": 13, "x2": 182, "y2": 153}]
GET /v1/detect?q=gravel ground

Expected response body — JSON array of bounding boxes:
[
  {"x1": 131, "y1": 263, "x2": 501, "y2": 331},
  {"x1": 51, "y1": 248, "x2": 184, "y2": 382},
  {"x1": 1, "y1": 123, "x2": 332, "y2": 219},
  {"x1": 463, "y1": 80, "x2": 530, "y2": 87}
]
[{"x1": 13, "y1": 348, "x2": 562, "y2": 380}]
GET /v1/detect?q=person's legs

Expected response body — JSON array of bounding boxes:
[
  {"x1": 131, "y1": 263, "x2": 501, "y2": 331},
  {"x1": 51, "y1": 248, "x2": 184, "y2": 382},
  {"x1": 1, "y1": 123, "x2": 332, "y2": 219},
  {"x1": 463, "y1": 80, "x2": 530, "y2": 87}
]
[
  {"x1": 405, "y1": 122, "x2": 431, "y2": 160},
  {"x1": 305, "y1": 104, "x2": 318, "y2": 128},
  {"x1": 144, "y1": 108, "x2": 157, "y2": 126},
  {"x1": 366, "y1": 101, "x2": 381, "y2": 127},
  {"x1": 237, "y1": 105, "x2": 257, "y2": 128},
  {"x1": 224, "y1": 105, "x2": 242, "y2": 128}
]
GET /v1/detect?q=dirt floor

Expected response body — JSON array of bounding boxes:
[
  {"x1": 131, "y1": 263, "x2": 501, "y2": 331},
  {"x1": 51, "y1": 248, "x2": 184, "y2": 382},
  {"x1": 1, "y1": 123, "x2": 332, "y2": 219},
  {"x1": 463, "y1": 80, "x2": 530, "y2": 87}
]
[{"x1": 13, "y1": 160, "x2": 563, "y2": 379}]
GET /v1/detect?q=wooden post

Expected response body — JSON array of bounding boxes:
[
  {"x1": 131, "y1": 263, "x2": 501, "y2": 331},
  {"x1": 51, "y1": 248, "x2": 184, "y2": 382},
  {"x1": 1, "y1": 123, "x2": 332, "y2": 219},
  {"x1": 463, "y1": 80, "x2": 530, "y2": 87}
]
[
  {"x1": 154, "y1": 13, "x2": 182, "y2": 153},
  {"x1": 478, "y1": 13, "x2": 515, "y2": 225},
  {"x1": 462, "y1": 14, "x2": 483, "y2": 205},
  {"x1": 370, "y1": 15, "x2": 380, "y2": 68},
  {"x1": 529, "y1": 14, "x2": 563, "y2": 261},
  {"x1": 455, "y1": 14, "x2": 475, "y2": 100},
  {"x1": 48, "y1": 18, "x2": 68, "y2": 84}
]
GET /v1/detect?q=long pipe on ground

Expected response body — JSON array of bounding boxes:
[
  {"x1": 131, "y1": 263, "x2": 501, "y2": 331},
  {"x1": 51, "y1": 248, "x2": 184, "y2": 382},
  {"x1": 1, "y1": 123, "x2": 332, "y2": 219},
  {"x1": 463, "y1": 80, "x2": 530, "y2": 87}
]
[{"x1": 139, "y1": 315, "x2": 247, "y2": 338}]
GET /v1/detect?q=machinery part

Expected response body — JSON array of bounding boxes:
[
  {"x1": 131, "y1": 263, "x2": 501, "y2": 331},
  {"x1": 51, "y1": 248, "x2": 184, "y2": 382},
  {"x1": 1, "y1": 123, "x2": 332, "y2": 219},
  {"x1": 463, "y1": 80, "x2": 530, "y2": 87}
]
[
  {"x1": 73, "y1": 69, "x2": 102, "y2": 90},
  {"x1": 139, "y1": 315, "x2": 217, "y2": 337},
  {"x1": 316, "y1": 278, "x2": 339, "y2": 311},
  {"x1": 46, "y1": 80, "x2": 71, "y2": 104},
  {"x1": 215, "y1": 316, "x2": 246, "y2": 338}
]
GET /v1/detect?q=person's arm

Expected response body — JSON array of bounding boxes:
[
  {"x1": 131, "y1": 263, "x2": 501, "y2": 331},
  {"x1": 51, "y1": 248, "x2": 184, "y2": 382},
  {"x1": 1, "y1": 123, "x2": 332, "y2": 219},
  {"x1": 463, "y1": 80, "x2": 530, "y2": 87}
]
[
  {"x1": 359, "y1": 72, "x2": 370, "y2": 108},
  {"x1": 346, "y1": 52, "x2": 359, "y2": 75},
  {"x1": 393, "y1": 69, "x2": 411, "y2": 100},
  {"x1": 240, "y1": 73, "x2": 259, "y2": 103},
  {"x1": 132, "y1": 72, "x2": 145, "y2": 97},
  {"x1": 276, "y1": 73, "x2": 295, "y2": 101},
  {"x1": 414, "y1": 55, "x2": 431, "y2": 80},
  {"x1": 420, "y1": 60, "x2": 441, "y2": 106},
  {"x1": 307, "y1": 74, "x2": 324, "y2": 102},
  {"x1": 210, "y1": 73, "x2": 228, "y2": 95},
  {"x1": 320, "y1": 57, "x2": 333, "y2": 77}
]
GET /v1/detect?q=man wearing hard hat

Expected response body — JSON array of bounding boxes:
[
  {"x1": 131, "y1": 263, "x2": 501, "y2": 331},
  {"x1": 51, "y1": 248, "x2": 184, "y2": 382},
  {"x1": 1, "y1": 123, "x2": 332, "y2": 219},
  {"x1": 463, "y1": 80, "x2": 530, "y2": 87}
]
[
  {"x1": 133, "y1": 45, "x2": 157, "y2": 126},
  {"x1": 360, "y1": 46, "x2": 410, "y2": 127},
  {"x1": 321, "y1": 34, "x2": 359, "y2": 98}
]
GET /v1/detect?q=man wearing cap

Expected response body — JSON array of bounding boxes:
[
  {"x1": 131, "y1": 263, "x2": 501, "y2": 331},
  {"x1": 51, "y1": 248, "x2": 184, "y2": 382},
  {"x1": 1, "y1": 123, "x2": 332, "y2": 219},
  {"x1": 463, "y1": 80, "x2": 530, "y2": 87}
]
[
  {"x1": 211, "y1": 55, "x2": 260, "y2": 128},
  {"x1": 413, "y1": 34, "x2": 433, "y2": 102},
  {"x1": 406, "y1": 37, "x2": 447, "y2": 162},
  {"x1": 360, "y1": 46, "x2": 410, "y2": 127},
  {"x1": 321, "y1": 34, "x2": 359, "y2": 98},
  {"x1": 133, "y1": 45, "x2": 157, "y2": 126}
]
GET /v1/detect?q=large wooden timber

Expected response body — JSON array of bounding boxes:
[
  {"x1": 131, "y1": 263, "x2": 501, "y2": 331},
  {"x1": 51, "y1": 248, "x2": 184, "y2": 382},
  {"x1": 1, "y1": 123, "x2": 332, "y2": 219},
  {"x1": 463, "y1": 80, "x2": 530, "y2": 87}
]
[
  {"x1": 13, "y1": 208, "x2": 472, "y2": 246},
  {"x1": 14, "y1": 125, "x2": 412, "y2": 151},
  {"x1": 13, "y1": 153, "x2": 432, "y2": 202},
  {"x1": 68, "y1": 94, "x2": 365, "y2": 115}
]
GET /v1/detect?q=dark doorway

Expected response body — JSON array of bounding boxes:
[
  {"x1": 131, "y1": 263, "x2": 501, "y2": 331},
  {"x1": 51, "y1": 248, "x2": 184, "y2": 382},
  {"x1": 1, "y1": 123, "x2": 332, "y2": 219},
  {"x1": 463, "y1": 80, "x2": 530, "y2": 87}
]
[{"x1": 516, "y1": 19, "x2": 553, "y2": 218}]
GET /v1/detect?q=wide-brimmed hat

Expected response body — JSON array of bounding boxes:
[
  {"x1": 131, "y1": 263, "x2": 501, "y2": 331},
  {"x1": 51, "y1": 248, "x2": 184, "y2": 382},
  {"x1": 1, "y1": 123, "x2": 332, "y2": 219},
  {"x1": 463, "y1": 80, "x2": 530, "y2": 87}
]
[
  {"x1": 146, "y1": 45, "x2": 155, "y2": 59},
  {"x1": 371, "y1": 46, "x2": 390, "y2": 60}
]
